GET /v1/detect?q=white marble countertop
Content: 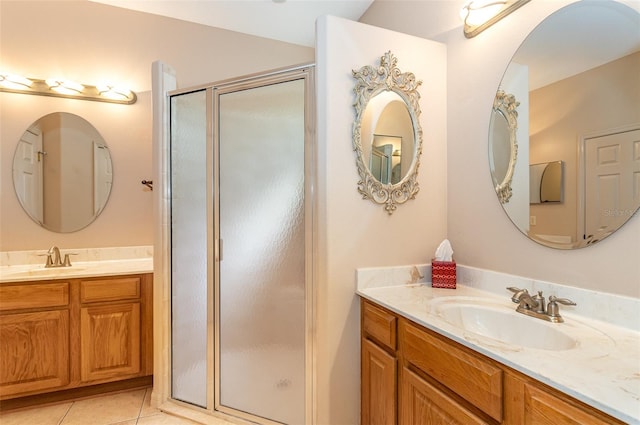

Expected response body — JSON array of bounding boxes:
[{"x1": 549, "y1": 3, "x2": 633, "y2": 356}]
[
  {"x1": 357, "y1": 282, "x2": 640, "y2": 424},
  {"x1": 0, "y1": 258, "x2": 153, "y2": 283},
  {"x1": 0, "y1": 246, "x2": 153, "y2": 283}
]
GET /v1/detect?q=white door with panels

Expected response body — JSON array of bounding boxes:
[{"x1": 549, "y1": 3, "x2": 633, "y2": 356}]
[
  {"x1": 584, "y1": 128, "x2": 640, "y2": 241},
  {"x1": 13, "y1": 126, "x2": 44, "y2": 224}
]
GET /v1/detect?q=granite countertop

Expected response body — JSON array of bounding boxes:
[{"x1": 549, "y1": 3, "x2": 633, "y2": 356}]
[{"x1": 357, "y1": 282, "x2": 640, "y2": 424}]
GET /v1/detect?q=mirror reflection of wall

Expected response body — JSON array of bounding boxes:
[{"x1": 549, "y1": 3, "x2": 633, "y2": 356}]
[
  {"x1": 12, "y1": 112, "x2": 113, "y2": 233},
  {"x1": 530, "y1": 161, "x2": 563, "y2": 204}
]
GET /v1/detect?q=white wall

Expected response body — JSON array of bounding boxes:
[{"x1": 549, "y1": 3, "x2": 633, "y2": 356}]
[
  {"x1": 0, "y1": 1, "x2": 313, "y2": 251},
  {"x1": 316, "y1": 15, "x2": 447, "y2": 424},
  {"x1": 442, "y1": 0, "x2": 640, "y2": 298}
]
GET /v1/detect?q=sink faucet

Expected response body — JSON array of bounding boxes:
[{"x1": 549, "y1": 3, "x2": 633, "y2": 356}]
[
  {"x1": 510, "y1": 288, "x2": 539, "y2": 310},
  {"x1": 47, "y1": 246, "x2": 62, "y2": 267},
  {"x1": 506, "y1": 287, "x2": 576, "y2": 323},
  {"x1": 43, "y1": 246, "x2": 74, "y2": 268}
]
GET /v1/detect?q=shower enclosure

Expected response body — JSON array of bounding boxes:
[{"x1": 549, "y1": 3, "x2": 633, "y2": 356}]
[{"x1": 168, "y1": 65, "x2": 314, "y2": 424}]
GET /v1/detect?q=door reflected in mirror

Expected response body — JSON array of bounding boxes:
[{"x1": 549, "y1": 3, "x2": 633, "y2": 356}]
[
  {"x1": 488, "y1": 1, "x2": 640, "y2": 249},
  {"x1": 12, "y1": 112, "x2": 113, "y2": 233}
]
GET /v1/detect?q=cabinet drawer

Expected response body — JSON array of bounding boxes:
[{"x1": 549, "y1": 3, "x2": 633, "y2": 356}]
[
  {"x1": 400, "y1": 319, "x2": 502, "y2": 422},
  {"x1": 363, "y1": 300, "x2": 397, "y2": 351},
  {"x1": 524, "y1": 383, "x2": 618, "y2": 425},
  {"x1": 81, "y1": 277, "x2": 141, "y2": 303},
  {"x1": 0, "y1": 282, "x2": 69, "y2": 311}
]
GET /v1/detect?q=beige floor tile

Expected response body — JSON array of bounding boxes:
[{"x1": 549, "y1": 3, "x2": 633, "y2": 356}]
[
  {"x1": 0, "y1": 402, "x2": 72, "y2": 425},
  {"x1": 59, "y1": 389, "x2": 146, "y2": 425},
  {"x1": 136, "y1": 412, "x2": 202, "y2": 425},
  {"x1": 139, "y1": 387, "x2": 161, "y2": 418}
]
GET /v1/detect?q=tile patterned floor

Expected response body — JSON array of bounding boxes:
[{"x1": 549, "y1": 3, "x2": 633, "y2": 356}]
[{"x1": 0, "y1": 388, "x2": 202, "y2": 425}]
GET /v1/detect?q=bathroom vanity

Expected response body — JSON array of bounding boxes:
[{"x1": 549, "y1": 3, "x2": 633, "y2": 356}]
[
  {"x1": 358, "y1": 268, "x2": 639, "y2": 425},
  {"x1": 361, "y1": 298, "x2": 625, "y2": 424},
  {"x1": 0, "y1": 255, "x2": 153, "y2": 406}
]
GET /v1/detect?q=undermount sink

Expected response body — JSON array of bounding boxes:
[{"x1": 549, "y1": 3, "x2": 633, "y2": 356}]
[{"x1": 433, "y1": 297, "x2": 578, "y2": 351}]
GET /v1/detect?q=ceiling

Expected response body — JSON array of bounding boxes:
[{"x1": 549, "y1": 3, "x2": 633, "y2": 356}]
[
  {"x1": 90, "y1": 0, "x2": 375, "y2": 47},
  {"x1": 89, "y1": 0, "x2": 640, "y2": 89}
]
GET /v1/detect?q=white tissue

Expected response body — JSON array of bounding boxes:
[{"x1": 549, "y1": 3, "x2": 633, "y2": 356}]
[{"x1": 434, "y1": 239, "x2": 454, "y2": 262}]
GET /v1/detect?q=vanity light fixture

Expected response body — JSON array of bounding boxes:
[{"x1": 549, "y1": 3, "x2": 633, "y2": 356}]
[
  {"x1": 46, "y1": 78, "x2": 84, "y2": 95},
  {"x1": 97, "y1": 84, "x2": 134, "y2": 101},
  {"x1": 461, "y1": 0, "x2": 530, "y2": 38},
  {"x1": 0, "y1": 72, "x2": 137, "y2": 104},
  {"x1": 0, "y1": 74, "x2": 33, "y2": 89}
]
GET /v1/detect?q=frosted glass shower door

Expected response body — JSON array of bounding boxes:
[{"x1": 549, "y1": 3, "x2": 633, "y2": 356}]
[
  {"x1": 217, "y1": 78, "x2": 307, "y2": 424},
  {"x1": 170, "y1": 89, "x2": 209, "y2": 407}
]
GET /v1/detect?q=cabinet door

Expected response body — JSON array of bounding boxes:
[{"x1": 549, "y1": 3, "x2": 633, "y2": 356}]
[
  {"x1": 400, "y1": 367, "x2": 490, "y2": 425},
  {"x1": 0, "y1": 310, "x2": 69, "y2": 397},
  {"x1": 80, "y1": 302, "x2": 140, "y2": 382},
  {"x1": 362, "y1": 338, "x2": 397, "y2": 425}
]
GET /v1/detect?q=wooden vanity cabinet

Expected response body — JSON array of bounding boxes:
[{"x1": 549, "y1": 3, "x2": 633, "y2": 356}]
[
  {"x1": 0, "y1": 282, "x2": 71, "y2": 396},
  {"x1": 0, "y1": 274, "x2": 153, "y2": 401},
  {"x1": 360, "y1": 298, "x2": 625, "y2": 425},
  {"x1": 361, "y1": 300, "x2": 398, "y2": 425},
  {"x1": 79, "y1": 277, "x2": 147, "y2": 382}
]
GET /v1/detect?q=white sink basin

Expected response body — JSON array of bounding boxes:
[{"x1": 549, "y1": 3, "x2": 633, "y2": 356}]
[{"x1": 433, "y1": 298, "x2": 578, "y2": 351}]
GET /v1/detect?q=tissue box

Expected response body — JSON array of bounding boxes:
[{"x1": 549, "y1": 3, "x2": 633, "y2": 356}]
[{"x1": 431, "y1": 260, "x2": 456, "y2": 289}]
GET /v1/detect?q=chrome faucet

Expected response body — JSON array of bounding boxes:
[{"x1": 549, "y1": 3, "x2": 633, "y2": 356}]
[
  {"x1": 43, "y1": 246, "x2": 74, "y2": 268},
  {"x1": 507, "y1": 287, "x2": 576, "y2": 323}
]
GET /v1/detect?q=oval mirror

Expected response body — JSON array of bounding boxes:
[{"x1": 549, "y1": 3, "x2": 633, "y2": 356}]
[
  {"x1": 12, "y1": 112, "x2": 113, "y2": 233},
  {"x1": 489, "y1": 0, "x2": 640, "y2": 249},
  {"x1": 352, "y1": 51, "x2": 423, "y2": 214}
]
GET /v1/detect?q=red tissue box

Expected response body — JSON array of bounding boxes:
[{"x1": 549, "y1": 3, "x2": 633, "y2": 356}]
[{"x1": 431, "y1": 260, "x2": 456, "y2": 289}]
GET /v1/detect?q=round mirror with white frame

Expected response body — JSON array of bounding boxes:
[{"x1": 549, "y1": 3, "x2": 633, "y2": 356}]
[
  {"x1": 489, "y1": 0, "x2": 640, "y2": 249},
  {"x1": 12, "y1": 112, "x2": 113, "y2": 233},
  {"x1": 352, "y1": 51, "x2": 423, "y2": 214}
]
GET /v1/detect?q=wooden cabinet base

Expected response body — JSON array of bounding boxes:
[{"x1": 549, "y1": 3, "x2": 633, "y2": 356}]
[
  {"x1": 0, "y1": 376, "x2": 152, "y2": 412},
  {"x1": 0, "y1": 274, "x2": 153, "y2": 401}
]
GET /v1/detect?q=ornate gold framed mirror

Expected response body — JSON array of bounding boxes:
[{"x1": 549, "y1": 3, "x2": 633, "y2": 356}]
[{"x1": 352, "y1": 51, "x2": 423, "y2": 214}]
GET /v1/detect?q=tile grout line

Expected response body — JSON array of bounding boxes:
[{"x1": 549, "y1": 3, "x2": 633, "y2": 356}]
[
  {"x1": 57, "y1": 400, "x2": 74, "y2": 425},
  {"x1": 134, "y1": 387, "x2": 148, "y2": 424}
]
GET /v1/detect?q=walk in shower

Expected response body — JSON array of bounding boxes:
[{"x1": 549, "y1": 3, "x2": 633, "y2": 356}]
[{"x1": 168, "y1": 65, "x2": 314, "y2": 425}]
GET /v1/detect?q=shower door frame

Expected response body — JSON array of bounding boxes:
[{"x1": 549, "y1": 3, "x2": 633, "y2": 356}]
[{"x1": 164, "y1": 64, "x2": 316, "y2": 425}]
